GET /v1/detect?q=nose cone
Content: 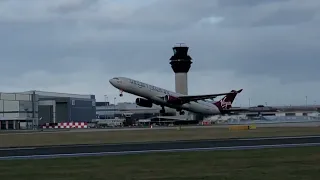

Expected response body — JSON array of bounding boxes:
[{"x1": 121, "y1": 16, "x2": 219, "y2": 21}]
[
  {"x1": 109, "y1": 79, "x2": 115, "y2": 86},
  {"x1": 109, "y1": 77, "x2": 123, "y2": 89}
]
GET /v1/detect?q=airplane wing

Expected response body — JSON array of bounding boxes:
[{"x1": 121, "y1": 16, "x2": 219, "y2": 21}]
[
  {"x1": 221, "y1": 107, "x2": 280, "y2": 114},
  {"x1": 177, "y1": 89, "x2": 243, "y2": 102}
]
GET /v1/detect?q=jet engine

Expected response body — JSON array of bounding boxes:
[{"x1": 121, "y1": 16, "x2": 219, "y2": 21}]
[
  {"x1": 164, "y1": 95, "x2": 182, "y2": 104},
  {"x1": 135, "y1": 98, "x2": 153, "y2": 108}
]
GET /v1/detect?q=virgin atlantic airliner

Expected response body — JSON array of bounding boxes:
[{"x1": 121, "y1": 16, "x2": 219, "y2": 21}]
[{"x1": 109, "y1": 77, "x2": 251, "y2": 115}]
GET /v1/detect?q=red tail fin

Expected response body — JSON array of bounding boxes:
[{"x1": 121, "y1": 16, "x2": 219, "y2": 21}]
[{"x1": 214, "y1": 89, "x2": 243, "y2": 110}]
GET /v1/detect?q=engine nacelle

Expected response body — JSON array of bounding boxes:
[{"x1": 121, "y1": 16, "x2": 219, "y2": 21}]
[
  {"x1": 164, "y1": 95, "x2": 182, "y2": 104},
  {"x1": 135, "y1": 98, "x2": 153, "y2": 108}
]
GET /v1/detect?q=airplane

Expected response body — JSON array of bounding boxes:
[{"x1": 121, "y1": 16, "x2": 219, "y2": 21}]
[{"x1": 109, "y1": 77, "x2": 259, "y2": 115}]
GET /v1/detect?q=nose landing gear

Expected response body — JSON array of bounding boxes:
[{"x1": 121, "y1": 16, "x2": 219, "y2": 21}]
[{"x1": 119, "y1": 90, "x2": 123, "y2": 97}]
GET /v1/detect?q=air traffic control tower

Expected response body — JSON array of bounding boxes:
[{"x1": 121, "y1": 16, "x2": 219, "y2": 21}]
[{"x1": 170, "y1": 43, "x2": 192, "y2": 95}]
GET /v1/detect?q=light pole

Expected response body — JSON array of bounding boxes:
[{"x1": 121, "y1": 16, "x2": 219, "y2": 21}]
[
  {"x1": 305, "y1": 96, "x2": 308, "y2": 107},
  {"x1": 248, "y1": 98, "x2": 251, "y2": 107},
  {"x1": 104, "y1": 95, "x2": 108, "y2": 119},
  {"x1": 114, "y1": 97, "x2": 116, "y2": 118}
]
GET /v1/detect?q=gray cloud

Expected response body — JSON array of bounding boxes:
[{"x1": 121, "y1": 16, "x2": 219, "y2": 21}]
[
  {"x1": 0, "y1": 0, "x2": 320, "y2": 104},
  {"x1": 50, "y1": 0, "x2": 99, "y2": 14},
  {"x1": 217, "y1": 0, "x2": 291, "y2": 7},
  {"x1": 252, "y1": 5, "x2": 318, "y2": 26}
]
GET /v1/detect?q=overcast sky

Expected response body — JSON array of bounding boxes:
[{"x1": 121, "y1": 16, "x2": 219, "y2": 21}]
[{"x1": 0, "y1": 0, "x2": 320, "y2": 106}]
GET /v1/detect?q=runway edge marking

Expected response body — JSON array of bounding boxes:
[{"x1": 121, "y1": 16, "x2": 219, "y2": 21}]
[{"x1": 1, "y1": 142, "x2": 320, "y2": 160}]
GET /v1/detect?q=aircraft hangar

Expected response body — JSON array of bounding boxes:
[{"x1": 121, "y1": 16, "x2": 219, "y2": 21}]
[
  {"x1": 30, "y1": 91, "x2": 96, "y2": 124},
  {"x1": 0, "y1": 91, "x2": 96, "y2": 130}
]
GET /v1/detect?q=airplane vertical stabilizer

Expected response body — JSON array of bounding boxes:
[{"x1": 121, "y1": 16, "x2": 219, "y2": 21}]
[{"x1": 214, "y1": 89, "x2": 243, "y2": 111}]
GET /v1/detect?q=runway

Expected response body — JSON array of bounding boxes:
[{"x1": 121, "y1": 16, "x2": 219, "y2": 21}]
[{"x1": 1, "y1": 135, "x2": 320, "y2": 160}]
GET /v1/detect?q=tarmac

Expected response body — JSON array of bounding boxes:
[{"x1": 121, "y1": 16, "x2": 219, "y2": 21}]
[{"x1": 1, "y1": 135, "x2": 320, "y2": 160}]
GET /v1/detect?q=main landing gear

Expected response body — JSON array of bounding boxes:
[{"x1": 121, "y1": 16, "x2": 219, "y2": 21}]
[
  {"x1": 177, "y1": 109, "x2": 185, "y2": 115},
  {"x1": 159, "y1": 106, "x2": 165, "y2": 114},
  {"x1": 119, "y1": 90, "x2": 123, "y2": 97}
]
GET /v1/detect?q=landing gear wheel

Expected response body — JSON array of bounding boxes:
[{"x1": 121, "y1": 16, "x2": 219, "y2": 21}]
[
  {"x1": 179, "y1": 111, "x2": 185, "y2": 115},
  {"x1": 119, "y1": 93, "x2": 123, "y2": 97}
]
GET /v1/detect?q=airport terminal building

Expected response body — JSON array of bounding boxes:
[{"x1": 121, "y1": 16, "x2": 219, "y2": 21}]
[
  {"x1": 95, "y1": 101, "x2": 320, "y2": 125},
  {"x1": 95, "y1": 102, "x2": 205, "y2": 125},
  {"x1": 96, "y1": 102, "x2": 175, "y2": 119},
  {"x1": 2, "y1": 90, "x2": 320, "y2": 130},
  {"x1": 0, "y1": 91, "x2": 96, "y2": 130}
]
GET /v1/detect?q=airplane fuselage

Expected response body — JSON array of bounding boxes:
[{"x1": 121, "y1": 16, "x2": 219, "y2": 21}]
[{"x1": 109, "y1": 77, "x2": 221, "y2": 115}]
